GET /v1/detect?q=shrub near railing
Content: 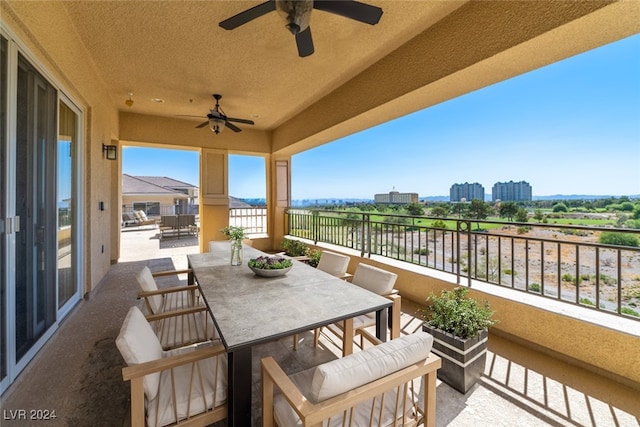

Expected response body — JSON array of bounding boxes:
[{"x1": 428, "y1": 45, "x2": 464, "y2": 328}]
[{"x1": 286, "y1": 208, "x2": 640, "y2": 321}]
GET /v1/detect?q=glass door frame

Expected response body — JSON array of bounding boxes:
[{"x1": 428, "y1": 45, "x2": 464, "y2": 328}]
[
  {"x1": 57, "y1": 93, "x2": 84, "y2": 320},
  {"x1": 0, "y1": 23, "x2": 85, "y2": 395}
]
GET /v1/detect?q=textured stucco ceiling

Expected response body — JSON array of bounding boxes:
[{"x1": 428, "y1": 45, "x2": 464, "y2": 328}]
[
  {"x1": 4, "y1": 1, "x2": 639, "y2": 155},
  {"x1": 60, "y1": 0, "x2": 464, "y2": 130}
]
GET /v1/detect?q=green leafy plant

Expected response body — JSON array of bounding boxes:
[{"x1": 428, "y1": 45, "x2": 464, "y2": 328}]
[
  {"x1": 599, "y1": 231, "x2": 639, "y2": 247},
  {"x1": 280, "y1": 238, "x2": 308, "y2": 257},
  {"x1": 528, "y1": 283, "x2": 541, "y2": 293},
  {"x1": 248, "y1": 256, "x2": 292, "y2": 270},
  {"x1": 220, "y1": 226, "x2": 246, "y2": 240},
  {"x1": 422, "y1": 287, "x2": 497, "y2": 339},
  {"x1": 307, "y1": 249, "x2": 322, "y2": 268}
]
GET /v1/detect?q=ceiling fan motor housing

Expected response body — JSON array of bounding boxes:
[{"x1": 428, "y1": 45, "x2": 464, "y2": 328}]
[{"x1": 276, "y1": 0, "x2": 313, "y2": 34}]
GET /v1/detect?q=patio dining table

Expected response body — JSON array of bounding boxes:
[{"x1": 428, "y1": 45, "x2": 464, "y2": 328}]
[{"x1": 187, "y1": 243, "x2": 393, "y2": 426}]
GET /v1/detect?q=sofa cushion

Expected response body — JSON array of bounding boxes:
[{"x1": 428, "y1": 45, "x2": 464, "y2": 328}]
[
  {"x1": 351, "y1": 263, "x2": 397, "y2": 296},
  {"x1": 310, "y1": 331, "x2": 433, "y2": 402},
  {"x1": 115, "y1": 306, "x2": 164, "y2": 400}
]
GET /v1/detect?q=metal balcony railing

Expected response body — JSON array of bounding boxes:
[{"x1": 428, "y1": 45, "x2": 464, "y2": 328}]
[
  {"x1": 230, "y1": 207, "x2": 267, "y2": 235},
  {"x1": 286, "y1": 208, "x2": 640, "y2": 321}
]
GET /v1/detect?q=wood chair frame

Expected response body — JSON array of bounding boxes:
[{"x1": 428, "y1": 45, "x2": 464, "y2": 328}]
[
  {"x1": 122, "y1": 342, "x2": 228, "y2": 427},
  {"x1": 261, "y1": 351, "x2": 441, "y2": 427},
  {"x1": 138, "y1": 268, "x2": 215, "y2": 350}
]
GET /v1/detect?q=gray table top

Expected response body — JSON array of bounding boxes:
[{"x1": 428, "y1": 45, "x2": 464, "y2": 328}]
[{"x1": 188, "y1": 244, "x2": 392, "y2": 352}]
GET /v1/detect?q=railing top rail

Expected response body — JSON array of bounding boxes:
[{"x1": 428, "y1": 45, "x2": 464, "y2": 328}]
[{"x1": 286, "y1": 208, "x2": 640, "y2": 235}]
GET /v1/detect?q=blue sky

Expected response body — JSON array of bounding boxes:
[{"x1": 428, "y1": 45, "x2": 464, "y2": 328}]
[{"x1": 123, "y1": 33, "x2": 640, "y2": 199}]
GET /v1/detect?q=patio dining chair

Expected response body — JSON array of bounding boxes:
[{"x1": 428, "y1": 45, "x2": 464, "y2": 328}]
[
  {"x1": 136, "y1": 266, "x2": 217, "y2": 349},
  {"x1": 293, "y1": 250, "x2": 352, "y2": 350},
  {"x1": 262, "y1": 331, "x2": 441, "y2": 427},
  {"x1": 117, "y1": 306, "x2": 227, "y2": 427},
  {"x1": 314, "y1": 263, "x2": 401, "y2": 354}
]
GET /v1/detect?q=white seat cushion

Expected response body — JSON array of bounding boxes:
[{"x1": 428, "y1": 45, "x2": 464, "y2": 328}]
[
  {"x1": 115, "y1": 306, "x2": 164, "y2": 400},
  {"x1": 146, "y1": 343, "x2": 228, "y2": 427},
  {"x1": 351, "y1": 264, "x2": 397, "y2": 295},
  {"x1": 273, "y1": 332, "x2": 434, "y2": 426},
  {"x1": 317, "y1": 251, "x2": 350, "y2": 277},
  {"x1": 136, "y1": 266, "x2": 164, "y2": 314}
]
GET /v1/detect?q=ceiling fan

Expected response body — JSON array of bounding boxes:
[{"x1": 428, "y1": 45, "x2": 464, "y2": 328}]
[
  {"x1": 185, "y1": 94, "x2": 255, "y2": 134},
  {"x1": 219, "y1": 0, "x2": 383, "y2": 57}
]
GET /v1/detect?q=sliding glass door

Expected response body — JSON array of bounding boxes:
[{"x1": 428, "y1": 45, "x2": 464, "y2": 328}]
[
  {"x1": 0, "y1": 30, "x2": 83, "y2": 393},
  {"x1": 14, "y1": 52, "x2": 58, "y2": 361}
]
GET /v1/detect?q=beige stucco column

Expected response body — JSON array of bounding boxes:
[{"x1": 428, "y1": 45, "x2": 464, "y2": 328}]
[{"x1": 199, "y1": 148, "x2": 231, "y2": 252}]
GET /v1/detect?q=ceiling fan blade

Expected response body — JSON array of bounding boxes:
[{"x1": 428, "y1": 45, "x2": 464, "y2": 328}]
[
  {"x1": 195, "y1": 121, "x2": 209, "y2": 128},
  {"x1": 219, "y1": 1, "x2": 276, "y2": 30},
  {"x1": 313, "y1": 0, "x2": 383, "y2": 25},
  {"x1": 295, "y1": 26, "x2": 314, "y2": 57},
  {"x1": 226, "y1": 121, "x2": 242, "y2": 132},
  {"x1": 226, "y1": 117, "x2": 255, "y2": 125}
]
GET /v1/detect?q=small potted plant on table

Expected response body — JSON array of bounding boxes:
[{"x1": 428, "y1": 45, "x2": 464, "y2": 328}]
[
  {"x1": 421, "y1": 287, "x2": 497, "y2": 393},
  {"x1": 248, "y1": 256, "x2": 293, "y2": 277}
]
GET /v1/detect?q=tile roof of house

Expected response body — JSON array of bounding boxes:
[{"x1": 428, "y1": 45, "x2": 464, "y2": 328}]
[
  {"x1": 132, "y1": 176, "x2": 196, "y2": 190},
  {"x1": 122, "y1": 174, "x2": 188, "y2": 196}
]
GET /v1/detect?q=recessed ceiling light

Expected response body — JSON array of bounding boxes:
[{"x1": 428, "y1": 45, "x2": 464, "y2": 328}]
[
  {"x1": 151, "y1": 98, "x2": 165, "y2": 103},
  {"x1": 251, "y1": 114, "x2": 259, "y2": 118}
]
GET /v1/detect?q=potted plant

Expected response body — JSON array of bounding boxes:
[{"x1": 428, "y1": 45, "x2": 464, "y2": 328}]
[
  {"x1": 421, "y1": 287, "x2": 497, "y2": 393},
  {"x1": 220, "y1": 226, "x2": 246, "y2": 266},
  {"x1": 248, "y1": 255, "x2": 293, "y2": 277}
]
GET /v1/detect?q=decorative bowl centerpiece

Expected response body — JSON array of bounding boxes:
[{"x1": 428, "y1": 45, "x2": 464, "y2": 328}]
[{"x1": 248, "y1": 256, "x2": 293, "y2": 277}]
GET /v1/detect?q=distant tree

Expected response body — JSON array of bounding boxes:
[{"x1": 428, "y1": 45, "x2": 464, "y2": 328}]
[
  {"x1": 533, "y1": 209, "x2": 544, "y2": 222},
  {"x1": 431, "y1": 205, "x2": 448, "y2": 218},
  {"x1": 467, "y1": 199, "x2": 491, "y2": 221},
  {"x1": 515, "y1": 208, "x2": 529, "y2": 223},
  {"x1": 620, "y1": 202, "x2": 634, "y2": 212},
  {"x1": 499, "y1": 202, "x2": 519, "y2": 222},
  {"x1": 406, "y1": 203, "x2": 425, "y2": 216},
  {"x1": 632, "y1": 205, "x2": 640, "y2": 220},
  {"x1": 451, "y1": 203, "x2": 467, "y2": 218},
  {"x1": 552, "y1": 202, "x2": 568, "y2": 213}
]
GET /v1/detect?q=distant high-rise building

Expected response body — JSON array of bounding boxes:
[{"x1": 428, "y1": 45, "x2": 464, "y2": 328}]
[
  {"x1": 450, "y1": 182, "x2": 485, "y2": 202},
  {"x1": 374, "y1": 191, "x2": 419, "y2": 204},
  {"x1": 491, "y1": 180, "x2": 532, "y2": 202}
]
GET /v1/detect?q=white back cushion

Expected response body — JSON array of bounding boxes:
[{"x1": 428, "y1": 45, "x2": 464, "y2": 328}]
[
  {"x1": 136, "y1": 266, "x2": 163, "y2": 314},
  {"x1": 351, "y1": 263, "x2": 397, "y2": 295},
  {"x1": 310, "y1": 332, "x2": 434, "y2": 402},
  {"x1": 115, "y1": 306, "x2": 164, "y2": 400},
  {"x1": 317, "y1": 251, "x2": 350, "y2": 277}
]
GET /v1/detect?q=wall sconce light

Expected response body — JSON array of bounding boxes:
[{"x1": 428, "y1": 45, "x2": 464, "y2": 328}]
[
  {"x1": 102, "y1": 143, "x2": 117, "y2": 160},
  {"x1": 125, "y1": 92, "x2": 134, "y2": 107}
]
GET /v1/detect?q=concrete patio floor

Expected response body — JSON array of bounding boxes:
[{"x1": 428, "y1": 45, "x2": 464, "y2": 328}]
[{"x1": 1, "y1": 226, "x2": 638, "y2": 426}]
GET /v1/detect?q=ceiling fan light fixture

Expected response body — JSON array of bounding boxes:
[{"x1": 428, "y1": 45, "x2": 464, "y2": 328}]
[
  {"x1": 276, "y1": 0, "x2": 313, "y2": 34},
  {"x1": 125, "y1": 92, "x2": 134, "y2": 107},
  {"x1": 209, "y1": 117, "x2": 225, "y2": 134}
]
